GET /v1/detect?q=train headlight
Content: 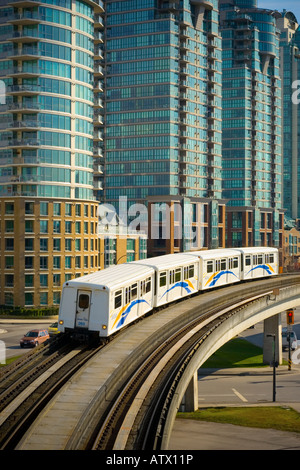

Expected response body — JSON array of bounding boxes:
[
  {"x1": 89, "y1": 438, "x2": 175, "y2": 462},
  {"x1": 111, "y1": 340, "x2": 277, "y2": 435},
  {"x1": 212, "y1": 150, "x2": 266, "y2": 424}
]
[
  {"x1": 59, "y1": 320, "x2": 64, "y2": 325},
  {"x1": 102, "y1": 324, "x2": 107, "y2": 330}
]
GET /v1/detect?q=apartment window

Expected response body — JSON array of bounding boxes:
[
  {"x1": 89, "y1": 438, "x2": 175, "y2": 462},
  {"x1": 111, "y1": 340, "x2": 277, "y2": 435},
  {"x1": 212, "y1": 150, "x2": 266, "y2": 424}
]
[
  {"x1": 84, "y1": 204, "x2": 88, "y2": 217},
  {"x1": 25, "y1": 238, "x2": 34, "y2": 251},
  {"x1": 53, "y1": 274, "x2": 61, "y2": 286},
  {"x1": 25, "y1": 275, "x2": 34, "y2": 287},
  {"x1": 65, "y1": 220, "x2": 72, "y2": 233},
  {"x1": 25, "y1": 202, "x2": 34, "y2": 214},
  {"x1": 65, "y1": 203, "x2": 72, "y2": 216},
  {"x1": 40, "y1": 256, "x2": 48, "y2": 270},
  {"x1": 65, "y1": 256, "x2": 72, "y2": 269},
  {"x1": 5, "y1": 202, "x2": 14, "y2": 214},
  {"x1": 53, "y1": 238, "x2": 61, "y2": 251},
  {"x1": 40, "y1": 274, "x2": 48, "y2": 287},
  {"x1": 5, "y1": 220, "x2": 14, "y2": 233},
  {"x1": 65, "y1": 238, "x2": 72, "y2": 251},
  {"x1": 53, "y1": 220, "x2": 61, "y2": 233},
  {"x1": 24, "y1": 293, "x2": 33, "y2": 306},
  {"x1": 25, "y1": 256, "x2": 34, "y2": 269},
  {"x1": 40, "y1": 292, "x2": 48, "y2": 305},
  {"x1": 53, "y1": 256, "x2": 61, "y2": 269},
  {"x1": 40, "y1": 238, "x2": 48, "y2": 251},
  {"x1": 40, "y1": 220, "x2": 48, "y2": 233},
  {"x1": 5, "y1": 256, "x2": 14, "y2": 269},
  {"x1": 75, "y1": 256, "x2": 81, "y2": 268},
  {"x1": 40, "y1": 202, "x2": 48, "y2": 215},
  {"x1": 5, "y1": 238, "x2": 14, "y2": 251},
  {"x1": 5, "y1": 274, "x2": 14, "y2": 287},
  {"x1": 75, "y1": 221, "x2": 81, "y2": 233},
  {"x1": 53, "y1": 292, "x2": 60, "y2": 305},
  {"x1": 75, "y1": 204, "x2": 81, "y2": 216},
  {"x1": 25, "y1": 220, "x2": 34, "y2": 233},
  {"x1": 53, "y1": 203, "x2": 61, "y2": 215},
  {"x1": 75, "y1": 239, "x2": 81, "y2": 251}
]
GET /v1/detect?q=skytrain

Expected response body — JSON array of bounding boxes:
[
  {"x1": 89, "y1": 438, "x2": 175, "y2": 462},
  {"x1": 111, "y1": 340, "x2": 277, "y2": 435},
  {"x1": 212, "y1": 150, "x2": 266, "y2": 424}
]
[{"x1": 58, "y1": 247, "x2": 278, "y2": 338}]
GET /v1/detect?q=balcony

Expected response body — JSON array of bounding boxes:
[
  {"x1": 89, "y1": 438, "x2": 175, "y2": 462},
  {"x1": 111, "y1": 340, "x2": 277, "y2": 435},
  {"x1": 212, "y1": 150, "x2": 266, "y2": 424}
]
[
  {"x1": 9, "y1": 46, "x2": 41, "y2": 60},
  {"x1": 7, "y1": 11, "x2": 41, "y2": 25},
  {"x1": 6, "y1": 84, "x2": 41, "y2": 96},
  {"x1": 7, "y1": 66, "x2": 40, "y2": 78},
  {"x1": 8, "y1": 102, "x2": 40, "y2": 112}
]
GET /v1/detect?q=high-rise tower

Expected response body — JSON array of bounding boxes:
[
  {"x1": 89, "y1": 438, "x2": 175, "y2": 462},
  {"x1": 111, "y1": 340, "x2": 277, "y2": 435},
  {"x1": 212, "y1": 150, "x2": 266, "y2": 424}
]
[
  {"x1": 104, "y1": 0, "x2": 222, "y2": 205},
  {"x1": 0, "y1": 0, "x2": 104, "y2": 308},
  {"x1": 220, "y1": 0, "x2": 284, "y2": 249}
]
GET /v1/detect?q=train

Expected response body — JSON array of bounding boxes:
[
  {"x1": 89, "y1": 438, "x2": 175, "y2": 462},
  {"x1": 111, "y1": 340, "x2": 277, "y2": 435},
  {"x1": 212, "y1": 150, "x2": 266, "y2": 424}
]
[{"x1": 57, "y1": 247, "x2": 278, "y2": 339}]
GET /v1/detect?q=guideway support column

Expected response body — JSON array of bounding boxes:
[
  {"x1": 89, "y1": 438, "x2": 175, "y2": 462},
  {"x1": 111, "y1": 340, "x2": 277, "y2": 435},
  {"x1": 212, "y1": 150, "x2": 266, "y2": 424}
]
[
  {"x1": 263, "y1": 314, "x2": 282, "y2": 365},
  {"x1": 181, "y1": 372, "x2": 198, "y2": 412}
]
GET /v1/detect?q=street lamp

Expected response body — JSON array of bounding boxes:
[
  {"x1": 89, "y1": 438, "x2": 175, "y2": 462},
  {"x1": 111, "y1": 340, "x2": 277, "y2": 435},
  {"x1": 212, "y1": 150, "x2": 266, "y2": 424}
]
[{"x1": 267, "y1": 334, "x2": 277, "y2": 402}]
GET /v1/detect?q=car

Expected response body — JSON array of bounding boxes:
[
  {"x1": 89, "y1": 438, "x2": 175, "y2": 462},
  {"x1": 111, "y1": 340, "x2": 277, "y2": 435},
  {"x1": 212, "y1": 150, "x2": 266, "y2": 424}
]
[
  {"x1": 282, "y1": 328, "x2": 298, "y2": 351},
  {"x1": 20, "y1": 328, "x2": 50, "y2": 348},
  {"x1": 48, "y1": 322, "x2": 60, "y2": 337}
]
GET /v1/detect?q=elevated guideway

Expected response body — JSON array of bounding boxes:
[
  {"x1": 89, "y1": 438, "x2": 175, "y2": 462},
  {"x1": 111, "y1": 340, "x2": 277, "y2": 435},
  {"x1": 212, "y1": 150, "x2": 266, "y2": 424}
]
[{"x1": 14, "y1": 274, "x2": 300, "y2": 450}]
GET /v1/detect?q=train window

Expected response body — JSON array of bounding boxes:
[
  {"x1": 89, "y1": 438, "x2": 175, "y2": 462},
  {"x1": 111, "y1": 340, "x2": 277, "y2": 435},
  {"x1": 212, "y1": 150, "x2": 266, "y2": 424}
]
[
  {"x1": 269, "y1": 254, "x2": 274, "y2": 263},
  {"x1": 258, "y1": 254, "x2": 263, "y2": 264},
  {"x1": 184, "y1": 266, "x2": 188, "y2": 279},
  {"x1": 189, "y1": 265, "x2": 194, "y2": 278},
  {"x1": 221, "y1": 259, "x2": 226, "y2": 270},
  {"x1": 114, "y1": 290, "x2": 122, "y2": 309},
  {"x1": 253, "y1": 255, "x2": 258, "y2": 265},
  {"x1": 245, "y1": 255, "x2": 251, "y2": 266},
  {"x1": 175, "y1": 268, "x2": 181, "y2": 282},
  {"x1": 233, "y1": 257, "x2": 238, "y2": 268},
  {"x1": 146, "y1": 277, "x2": 151, "y2": 293},
  {"x1": 125, "y1": 287, "x2": 130, "y2": 304},
  {"x1": 78, "y1": 294, "x2": 89, "y2": 309},
  {"x1": 131, "y1": 283, "x2": 137, "y2": 300},
  {"x1": 169, "y1": 270, "x2": 175, "y2": 284},
  {"x1": 160, "y1": 272, "x2": 167, "y2": 287},
  {"x1": 207, "y1": 260, "x2": 213, "y2": 273}
]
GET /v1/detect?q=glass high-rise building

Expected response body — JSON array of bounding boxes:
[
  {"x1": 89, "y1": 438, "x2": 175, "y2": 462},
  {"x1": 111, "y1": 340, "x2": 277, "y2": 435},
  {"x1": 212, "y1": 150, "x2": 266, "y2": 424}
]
[
  {"x1": 277, "y1": 10, "x2": 300, "y2": 221},
  {"x1": 220, "y1": 0, "x2": 284, "y2": 249},
  {"x1": 104, "y1": 0, "x2": 222, "y2": 206},
  {"x1": 0, "y1": 0, "x2": 104, "y2": 308}
]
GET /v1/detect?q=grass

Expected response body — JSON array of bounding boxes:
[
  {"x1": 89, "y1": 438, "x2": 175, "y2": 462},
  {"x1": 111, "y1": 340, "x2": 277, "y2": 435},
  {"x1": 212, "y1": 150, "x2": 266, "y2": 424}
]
[
  {"x1": 201, "y1": 337, "x2": 287, "y2": 368},
  {"x1": 177, "y1": 406, "x2": 300, "y2": 433}
]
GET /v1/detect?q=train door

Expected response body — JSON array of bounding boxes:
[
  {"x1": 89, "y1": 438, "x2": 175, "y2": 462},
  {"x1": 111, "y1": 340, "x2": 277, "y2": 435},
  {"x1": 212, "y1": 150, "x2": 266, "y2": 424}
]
[{"x1": 75, "y1": 290, "x2": 91, "y2": 329}]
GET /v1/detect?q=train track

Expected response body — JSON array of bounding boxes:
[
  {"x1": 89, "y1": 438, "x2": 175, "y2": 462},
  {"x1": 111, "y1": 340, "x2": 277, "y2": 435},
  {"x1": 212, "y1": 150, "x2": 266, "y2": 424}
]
[{"x1": 0, "y1": 338, "x2": 104, "y2": 450}]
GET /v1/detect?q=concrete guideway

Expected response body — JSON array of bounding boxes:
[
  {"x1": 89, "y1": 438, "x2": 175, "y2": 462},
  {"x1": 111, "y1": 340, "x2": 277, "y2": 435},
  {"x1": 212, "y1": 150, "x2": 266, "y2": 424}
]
[{"x1": 5, "y1": 276, "x2": 300, "y2": 450}]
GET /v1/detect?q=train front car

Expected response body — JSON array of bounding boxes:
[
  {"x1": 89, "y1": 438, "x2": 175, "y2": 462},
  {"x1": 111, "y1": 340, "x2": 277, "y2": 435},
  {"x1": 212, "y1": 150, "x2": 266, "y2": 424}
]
[
  {"x1": 235, "y1": 247, "x2": 279, "y2": 280},
  {"x1": 58, "y1": 264, "x2": 155, "y2": 339}
]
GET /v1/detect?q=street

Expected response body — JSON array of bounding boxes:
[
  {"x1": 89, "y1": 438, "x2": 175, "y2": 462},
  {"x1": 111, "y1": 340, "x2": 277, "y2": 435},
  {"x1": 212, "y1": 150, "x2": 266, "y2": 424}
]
[{"x1": 0, "y1": 320, "x2": 55, "y2": 361}]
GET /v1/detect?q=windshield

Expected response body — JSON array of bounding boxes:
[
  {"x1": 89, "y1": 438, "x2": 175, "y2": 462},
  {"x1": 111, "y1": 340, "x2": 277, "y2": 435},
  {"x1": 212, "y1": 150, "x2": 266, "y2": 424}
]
[{"x1": 25, "y1": 331, "x2": 38, "y2": 337}]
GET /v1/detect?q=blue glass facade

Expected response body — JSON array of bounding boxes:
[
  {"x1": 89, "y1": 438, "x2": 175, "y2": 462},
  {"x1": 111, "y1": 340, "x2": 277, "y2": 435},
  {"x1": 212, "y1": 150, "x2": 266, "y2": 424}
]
[
  {"x1": 220, "y1": 1, "x2": 282, "y2": 211},
  {"x1": 277, "y1": 11, "x2": 300, "y2": 220},
  {"x1": 104, "y1": 0, "x2": 222, "y2": 204},
  {"x1": 0, "y1": 0, "x2": 96, "y2": 200}
]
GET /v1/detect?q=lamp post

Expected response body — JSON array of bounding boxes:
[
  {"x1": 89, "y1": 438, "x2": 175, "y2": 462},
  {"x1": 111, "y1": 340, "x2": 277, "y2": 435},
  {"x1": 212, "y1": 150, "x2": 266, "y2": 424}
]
[{"x1": 267, "y1": 334, "x2": 276, "y2": 402}]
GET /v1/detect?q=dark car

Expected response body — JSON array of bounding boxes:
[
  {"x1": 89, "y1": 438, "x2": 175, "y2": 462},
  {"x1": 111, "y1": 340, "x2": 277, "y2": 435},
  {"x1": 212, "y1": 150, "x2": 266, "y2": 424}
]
[{"x1": 20, "y1": 329, "x2": 50, "y2": 348}]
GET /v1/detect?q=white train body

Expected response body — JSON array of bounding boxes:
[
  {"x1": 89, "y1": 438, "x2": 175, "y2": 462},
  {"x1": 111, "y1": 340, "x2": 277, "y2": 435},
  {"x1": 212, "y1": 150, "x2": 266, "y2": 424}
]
[{"x1": 58, "y1": 247, "x2": 278, "y2": 338}]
